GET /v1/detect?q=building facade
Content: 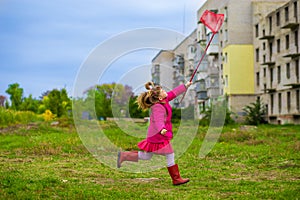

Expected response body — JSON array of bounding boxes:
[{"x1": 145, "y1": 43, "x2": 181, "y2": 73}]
[
  {"x1": 150, "y1": 0, "x2": 300, "y2": 124},
  {"x1": 196, "y1": 0, "x2": 289, "y2": 122},
  {"x1": 253, "y1": 0, "x2": 300, "y2": 124},
  {"x1": 151, "y1": 31, "x2": 197, "y2": 108}
]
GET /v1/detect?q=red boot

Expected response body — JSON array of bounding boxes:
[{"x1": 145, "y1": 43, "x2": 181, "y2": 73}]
[
  {"x1": 167, "y1": 164, "x2": 190, "y2": 185},
  {"x1": 117, "y1": 151, "x2": 138, "y2": 168}
]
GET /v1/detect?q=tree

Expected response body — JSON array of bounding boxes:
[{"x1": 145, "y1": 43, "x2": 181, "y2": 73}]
[
  {"x1": 20, "y1": 94, "x2": 39, "y2": 112},
  {"x1": 128, "y1": 96, "x2": 148, "y2": 118},
  {"x1": 84, "y1": 83, "x2": 135, "y2": 119},
  {"x1": 5, "y1": 83, "x2": 23, "y2": 110},
  {"x1": 243, "y1": 98, "x2": 267, "y2": 125},
  {"x1": 42, "y1": 88, "x2": 71, "y2": 117}
]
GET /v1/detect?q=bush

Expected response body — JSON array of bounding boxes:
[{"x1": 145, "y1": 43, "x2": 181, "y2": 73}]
[
  {"x1": 0, "y1": 107, "x2": 42, "y2": 127},
  {"x1": 243, "y1": 98, "x2": 267, "y2": 125}
]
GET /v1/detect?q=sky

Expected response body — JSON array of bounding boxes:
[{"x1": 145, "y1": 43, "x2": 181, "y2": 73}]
[{"x1": 0, "y1": 0, "x2": 206, "y2": 99}]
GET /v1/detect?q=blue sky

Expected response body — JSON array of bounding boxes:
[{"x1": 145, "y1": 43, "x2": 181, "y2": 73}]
[{"x1": 0, "y1": 0, "x2": 205, "y2": 98}]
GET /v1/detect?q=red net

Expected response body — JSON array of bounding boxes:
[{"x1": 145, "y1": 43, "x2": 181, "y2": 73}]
[{"x1": 200, "y1": 10, "x2": 224, "y2": 34}]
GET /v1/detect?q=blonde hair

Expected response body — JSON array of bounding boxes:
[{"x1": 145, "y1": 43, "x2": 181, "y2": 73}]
[{"x1": 136, "y1": 82, "x2": 162, "y2": 110}]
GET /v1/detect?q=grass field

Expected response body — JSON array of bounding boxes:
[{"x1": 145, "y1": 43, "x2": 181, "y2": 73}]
[{"x1": 0, "y1": 122, "x2": 299, "y2": 199}]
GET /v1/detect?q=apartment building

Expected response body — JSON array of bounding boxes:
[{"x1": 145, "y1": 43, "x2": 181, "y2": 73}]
[
  {"x1": 197, "y1": 0, "x2": 288, "y2": 121},
  {"x1": 172, "y1": 30, "x2": 197, "y2": 108},
  {"x1": 152, "y1": 50, "x2": 174, "y2": 90},
  {"x1": 151, "y1": 0, "x2": 300, "y2": 124},
  {"x1": 151, "y1": 30, "x2": 197, "y2": 108},
  {"x1": 253, "y1": 0, "x2": 300, "y2": 124}
]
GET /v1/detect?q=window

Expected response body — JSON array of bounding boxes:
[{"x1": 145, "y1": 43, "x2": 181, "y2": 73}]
[
  {"x1": 269, "y1": 16, "x2": 272, "y2": 34},
  {"x1": 271, "y1": 94, "x2": 274, "y2": 114},
  {"x1": 285, "y1": 6, "x2": 289, "y2": 22},
  {"x1": 277, "y1": 66, "x2": 281, "y2": 83},
  {"x1": 286, "y1": 34, "x2": 290, "y2": 49},
  {"x1": 263, "y1": 55, "x2": 266, "y2": 63},
  {"x1": 276, "y1": 11, "x2": 280, "y2": 26},
  {"x1": 263, "y1": 42, "x2": 266, "y2": 50},
  {"x1": 255, "y1": 24, "x2": 259, "y2": 37},
  {"x1": 269, "y1": 42, "x2": 273, "y2": 58},
  {"x1": 277, "y1": 39, "x2": 281, "y2": 53},
  {"x1": 286, "y1": 63, "x2": 290, "y2": 79},
  {"x1": 263, "y1": 68, "x2": 266, "y2": 77},
  {"x1": 278, "y1": 93, "x2": 282, "y2": 114},
  {"x1": 263, "y1": 29, "x2": 266, "y2": 37},
  {"x1": 297, "y1": 90, "x2": 300, "y2": 111},
  {"x1": 270, "y1": 68, "x2": 274, "y2": 84},
  {"x1": 256, "y1": 48, "x2": 259, "y2": 62},
  {"x1": 295, "y1": 30, "x2": 298, "y2": 47},
  {"x1": 224, "y1": 52, "x2": 228, "y2": 63},
  {"x1": 264, "y1": 84, "x2": 267, "y2": 93},
  {"x1": 225, "y1": 75, "x2": 228, "y2": 87},
  {"x1": 256, "y1": 72, "x2": 260, "y2": 86},
  {"x1": 296, "y1": 59, "x2": 299, "y2": 82},
  {"x1": 294, "y1": 2, "x2": 298, "y2": 18},
  {"x1": 287, "y1": 91, "x2": 291, "y2": 112},
  {"x1": 155, "y1": 64, "x2": 160, "y2": 72}
]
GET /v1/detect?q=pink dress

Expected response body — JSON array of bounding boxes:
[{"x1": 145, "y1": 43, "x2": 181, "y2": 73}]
[{"x1": 137, "y1": 84, "x2": 187, "y2": 155}]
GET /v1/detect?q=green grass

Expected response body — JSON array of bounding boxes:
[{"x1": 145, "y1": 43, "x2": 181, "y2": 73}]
[{"x1": 0, "y1": 122, "x2": 299, "y2": 199}]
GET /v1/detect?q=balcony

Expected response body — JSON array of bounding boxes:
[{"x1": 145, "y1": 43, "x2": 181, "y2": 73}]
[
  {"x1": 283, "y1": 83, "x2": 300, "y2": 88},
  {"x1": 195, "y1": 81, "x2": 206, "y2": 92},
  {"x1": 283, "y1": 45, "x2": 300, "y2": 59},
  {"x1": 207, "y1": 66, "x2": 219, "y2": 76},
  {"x1": 206, "y1": 76, "x2": 219, "y2": 89},
  {"x1": 261, "y1": 56, "x2": 276, "y2": 66},
  {"x1": 207, "y1": 44, "x2": 219, "y2": 56},
  {"x1": 195, "y1": 81, "x2": 208, "y2": 100},
  {"x1": 197, "y1": 91, "x2": 208, "y2": 100},
  {"x1": 173, "y1": 55, "x2": 184, "y2": 69},
  {"x1": 281, "y1": 16, "x2": 299, "y2": 30},
  {"x1": 187, "y1": 45, "x2": 196, "y2": 61},
  {"x1": 194, "y1": 57, "x2": 208, "y2": 72},
  {"x1": 206, "y1": 33, "x2": 219, "y2": 56},
  {"x1": 207, "y1": 88, "x2": 220, "y2": 98},
  {"x1": 259, "y1": 34, "x2": 275, "y2": 41},
  {"x1": 197, "y1": 22, "x2": 206, "y2": 43},
  {"x1": 263, "y1": 88, "x2": 276, "y2": 93}
]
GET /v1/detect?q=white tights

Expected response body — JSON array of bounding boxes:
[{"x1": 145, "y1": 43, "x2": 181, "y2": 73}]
[{"x1": 138, "y1": 151, "x2": 175, "y2": 167}]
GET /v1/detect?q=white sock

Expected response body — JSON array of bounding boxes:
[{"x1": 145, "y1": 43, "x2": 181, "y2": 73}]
[
  {"x1": 138, "y1": 151, "x2": 153, "y2": 160},
  {"x1": 165, "y1": 153, "x2": 175, "y2": 167}
]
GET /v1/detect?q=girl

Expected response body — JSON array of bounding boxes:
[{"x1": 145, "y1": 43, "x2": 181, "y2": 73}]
[{"x1": 117, "y1": 81, "x2": 192, "y2": 185}]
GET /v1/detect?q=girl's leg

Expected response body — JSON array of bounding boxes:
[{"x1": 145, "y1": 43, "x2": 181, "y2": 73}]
[
  {"x1": 165, "y1": 153, "x2": 175, "y2": 167},
  {"x1": 117, "y1": 151, "x2": 153, "y2": 168},
  {"x1": 138, "y1": 151, "x2": 153, "y2": 160},
  {"x1": 165, "y1": 153, "x2": 189, "y2": 185},
  {"x1": 117, "y1": 151, "x2": 138, "y2": 168}
]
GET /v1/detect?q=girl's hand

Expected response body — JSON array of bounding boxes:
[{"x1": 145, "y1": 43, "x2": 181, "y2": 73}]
[
  {"x1": 185, "y1": 81, "x2": 192, "y2": 88},
  {"x1": 160, "y1": 129, "x2": 167, "y2": 135}
]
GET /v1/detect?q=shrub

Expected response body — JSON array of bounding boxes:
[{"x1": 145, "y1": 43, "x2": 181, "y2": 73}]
[
  {"x1": 0, "y1": 107, "x2": 42, "y2": 126},
  {"x1": 243, "y1": 98, "x2": 267, "y2": 125},
  {"x1": 42, "y1": 109, "x2": 56, "y2": 121}
]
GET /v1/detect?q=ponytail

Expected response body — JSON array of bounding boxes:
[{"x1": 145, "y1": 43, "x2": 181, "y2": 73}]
[{"x1": 136, "y1": 82, "x2": 162, "y2": 110}]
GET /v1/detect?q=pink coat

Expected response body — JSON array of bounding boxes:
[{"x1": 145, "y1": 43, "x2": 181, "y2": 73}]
[{"x1": 146, "y1": 84, "x2": 187, "y2": 143}]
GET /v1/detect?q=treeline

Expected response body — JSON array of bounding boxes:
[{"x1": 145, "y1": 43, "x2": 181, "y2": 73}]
[
  {"x1": 1, "y1": 83, "x2": 71, "y2": 119},
  {"x1": 0, "y1": 82, "x2": 196, "y2": 127}
]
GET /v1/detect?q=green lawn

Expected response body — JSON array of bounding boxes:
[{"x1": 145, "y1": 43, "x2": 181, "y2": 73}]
[{"x1": 0, "y1": 122, "x2": 299, "y2": 199}]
